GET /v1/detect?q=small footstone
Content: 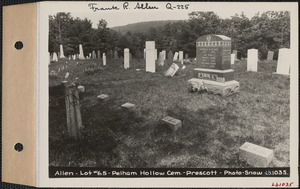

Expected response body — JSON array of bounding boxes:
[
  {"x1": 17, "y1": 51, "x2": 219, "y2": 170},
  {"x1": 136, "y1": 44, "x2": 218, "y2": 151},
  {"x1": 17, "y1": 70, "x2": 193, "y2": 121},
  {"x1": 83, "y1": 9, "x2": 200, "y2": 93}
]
[
  {"x1": 162, "y1": 116, "x2": 182, "y2": 132},
  {"x1": 97, "y1": 94, "x2": 109, "y2": 100},
  {"x1": 121, "y1": 103, "x2": 136, "y2": 110},
  {"x1": 239, "y1": 142, "x2": 273, "y2": 167}
]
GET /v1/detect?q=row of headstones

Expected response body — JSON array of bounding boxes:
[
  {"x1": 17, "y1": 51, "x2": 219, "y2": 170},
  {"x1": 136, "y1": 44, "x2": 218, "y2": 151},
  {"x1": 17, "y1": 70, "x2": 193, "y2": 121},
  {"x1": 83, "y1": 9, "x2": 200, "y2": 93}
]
[
  {"x1": 232, "y1": 50, "x2": 276, "y2": 61},
  {"x1": 246, "y1": 48, "x2": 291, "y2": 75}
]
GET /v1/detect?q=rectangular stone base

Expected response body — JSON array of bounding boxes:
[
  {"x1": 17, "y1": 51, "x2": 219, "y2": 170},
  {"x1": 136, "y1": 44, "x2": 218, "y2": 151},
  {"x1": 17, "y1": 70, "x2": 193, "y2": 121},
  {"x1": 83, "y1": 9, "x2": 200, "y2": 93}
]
[
  {"x1": 193, "y1": 68, "x2": 234, "y2": 83},
  {"x1": 239, "y1": 142, "x2": 273, "y2": 167},
  {"x1": 188, "y1": 78, "x2": 239, "y2": 96}
]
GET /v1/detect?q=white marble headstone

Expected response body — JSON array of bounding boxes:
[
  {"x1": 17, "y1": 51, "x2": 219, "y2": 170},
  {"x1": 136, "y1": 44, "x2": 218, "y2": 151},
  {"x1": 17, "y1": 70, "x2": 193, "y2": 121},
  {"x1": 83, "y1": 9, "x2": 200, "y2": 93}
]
[
  {"x1": 79, "y1": 44, "x2": 85, "y2": 59},
  {"x1": 124, "y1": 48, "x2": 130, "y2": 69},
  {"x1": 59, "y1": 44, "x2": 65, "y2": 58},
  {"x1": 247, "y1": 49, "x2": 258, "y2": 72},
  {"x1": 276, "y1": 48, "x2": 291, "y2": 75},
  {"x1": 145, "y1": 41, "x2": 155, "y2": 73}
]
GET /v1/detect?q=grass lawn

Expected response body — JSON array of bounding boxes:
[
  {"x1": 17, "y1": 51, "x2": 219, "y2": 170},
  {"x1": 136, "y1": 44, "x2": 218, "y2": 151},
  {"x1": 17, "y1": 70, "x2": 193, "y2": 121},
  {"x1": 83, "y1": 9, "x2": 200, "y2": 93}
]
[{"x1": 49, "y1": 58, "x2": 290, "y2": 168}]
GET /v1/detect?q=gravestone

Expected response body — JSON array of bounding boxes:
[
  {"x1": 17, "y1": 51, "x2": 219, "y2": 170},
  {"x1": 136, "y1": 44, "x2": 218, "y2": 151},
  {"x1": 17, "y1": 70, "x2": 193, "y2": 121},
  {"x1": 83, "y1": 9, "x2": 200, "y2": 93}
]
[
  {"x1": 121, "y1": 103, "x2": 136, "y2": 110},
  {"x1": 103, "y1": 53, "x2": 106, "y2": 66},
  {"x1": 89, "y1": 53, "x2": 92, "y2": 59},
  {"x1": 233, "y1": 50, "x2": 238, "y2": 60},
  {"x1": 267, "y1": 51, "x2": 274, "y2": 61},
  {"x1": 185, "y1": 54, "x2": 188, "y2": 59},
  {"x1": 59, "y1": 44, "x2": 65, "y2": 58},
  {"x1": 165, "y1": 63, "x2": 179, "y2": 77},
  {"x1": 188, "y1": 34, "x2": 239, "y2": 96},
  {"x1": 247, "y1": 49, "x2": 258, "y2": 72},
  {"x1": 114, "y1": 51, "x2": 118, "y2": 59},
  {"x1": 162, "y1": 50, "x2": 166, "y2": 60},
  {"x1": 167, "y1": 51, "x2": 173, "y2": 63},
  {"x1": 124, "y1": 48, "x2": 130, "y2": 69},
  {"x1": 78, "y1": 86, "x2": 85, "y2": 92},
  {"x1": 162, "y1": 116, "x2": 182, "y2": 140},
  {"x1": 158, "y1": 52, "x2": 164, "y2": 66},
  {"x1": 72, "y1": 55, "x2": 76, "y2": 60},
  {"x1": 145, "y1": 41, "x2": 156, "y2": 73},
  {"x1": 231, "y1": 54, "x2": 235, "y2": 65},
  {"x1": 97, "y1": 94, "x2": 109, "y2": 100},
  {"x1": 97, "y1": 50, "x2": 101, "y2": 59},
  {"x1": 65, "y1": 72, "x2": 70, "y2": 79},
  {"x1": 52, "y1": 52, "x2": 58, "y2": 62},
  {"x1": 79, "y1": 44, "x2": 85, "y2": 59},
  {"x1": 173, "y1": 52, "x2": 179, "y2": 61},
  {"x1": 276, "y1": 48, "x2": 291, "y2": 75},
  {"x1": 179, "y1": 51, "x2": 184, "y2": 61},
  {"x1": 92, "y1": 50, "x2": 97, "y2": 59},
  {"x1": 239, "y1": 142, "x2": 273, "y2": 167}
]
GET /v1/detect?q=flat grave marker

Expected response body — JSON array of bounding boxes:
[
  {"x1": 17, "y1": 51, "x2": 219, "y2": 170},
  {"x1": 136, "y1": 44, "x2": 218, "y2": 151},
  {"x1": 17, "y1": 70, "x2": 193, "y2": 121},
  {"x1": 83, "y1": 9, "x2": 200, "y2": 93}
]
[
  {"x1": 239, "y1": 142, "x2": 273, "y2": 167},
  {"x1": 121, "y1": 103, "x2": 136, "y2": 110},
  {"x1": 97, "y1": 94, "x2": 109, "y2": 100}
]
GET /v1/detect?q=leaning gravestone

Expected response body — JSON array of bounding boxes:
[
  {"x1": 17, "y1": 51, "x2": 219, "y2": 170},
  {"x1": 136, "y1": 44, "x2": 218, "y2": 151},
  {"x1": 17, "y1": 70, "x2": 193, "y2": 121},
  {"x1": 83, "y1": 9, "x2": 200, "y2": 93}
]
[
  {"x1": 276, "y1": 48, "x2": 291, "y2": 75},
  {"x1": 239, "y1": 142, "x2": 273, "y2": 167},
  {"x1": 124, "y1": 48, "x2": 130, "y2": 69},
  {"x1": 145, "y1": 41, "x2": 155, "y2": 73},
  {"x1": 247, "y1": 49, "x2": 258, "y2": 72},
  {"x1": 165, "y1": 63, "x2": 179, "y2": 77},
  {"x1": 267, "y1": 51, "x2": 274, "y2": 61},
  {"x1": 79, "y1": 44, "x2": 85, "y2": 59},
  {"x1": 188, "y1": 34, "x2": 239, "y2": 96}
]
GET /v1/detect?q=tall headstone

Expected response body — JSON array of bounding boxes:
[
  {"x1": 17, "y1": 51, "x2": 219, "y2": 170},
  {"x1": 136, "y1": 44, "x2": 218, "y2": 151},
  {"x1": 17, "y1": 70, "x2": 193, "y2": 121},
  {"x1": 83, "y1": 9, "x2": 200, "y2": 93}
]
[
  {"x1": 103, "y1": 53, "x2": 106, "y2": 66},
  {"x1": 97, "y1": 50, "x2": 101, "y2": 59},
  {"x1": 233, "y1": 50, "x2": 238, "y2": 60},
  {"x1": 173, "y1": 52, "x2": 179, "y2": 61},
  {"x1": 188, "y1": 34, "x2": 239, "y2": 96},
  {"x1": 231, "y1": 54, "x2": 235, "y2": 65},
  {"x1": 114, "y1": 51, "x2": 118, "y2": 59},
  {"x1": 52, "y1": 52, "x2": 58, "y2": 62},
  {"x1": 276, "y1": 48, "x2": 291, "y2": 75},
  {"x1": 145, "y1": 41, "x2": 155, "y2": 73},
  {"x1": 179, "y1": 51, "x2": 184, "y2": 61},
  {"x1": 92, "y1": 50, "x2": 97, "y2": 59},
  {"x1": 267, "y1": 51, "x2": 274, "y2": 61},
  {"x1": 168, "y1": 51, "x2": 173, "y2": 63},
  {"x1": 59, "y1": 44, "x2": 65, "y2": 58},
  {"x1": 247, "y1": 49, "x2": 258, "y2": 72},
  {"x1": 79, "y1": 44, "x2": 85, "y2": 60},
  {"x1": 162, "y1": 50, "x2": 166, "y2": 60},
  {"x1": 124, "y1": 48, "x2": 130, "y2": 69}
]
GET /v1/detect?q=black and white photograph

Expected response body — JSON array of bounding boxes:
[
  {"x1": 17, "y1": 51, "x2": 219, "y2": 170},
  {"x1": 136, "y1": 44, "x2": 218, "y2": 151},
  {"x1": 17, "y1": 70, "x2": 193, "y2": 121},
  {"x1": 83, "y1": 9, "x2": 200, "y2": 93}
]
[{"x1": 42, "y1": 1, "x2": 297, "y2": 187}]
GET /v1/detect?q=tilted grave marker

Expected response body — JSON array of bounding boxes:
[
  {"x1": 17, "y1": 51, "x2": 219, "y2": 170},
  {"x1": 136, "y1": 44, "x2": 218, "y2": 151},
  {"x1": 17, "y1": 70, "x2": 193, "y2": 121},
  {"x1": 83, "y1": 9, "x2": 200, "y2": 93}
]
[{"x1": 188, "y1": 34, "x2": 239, "y2": 96}]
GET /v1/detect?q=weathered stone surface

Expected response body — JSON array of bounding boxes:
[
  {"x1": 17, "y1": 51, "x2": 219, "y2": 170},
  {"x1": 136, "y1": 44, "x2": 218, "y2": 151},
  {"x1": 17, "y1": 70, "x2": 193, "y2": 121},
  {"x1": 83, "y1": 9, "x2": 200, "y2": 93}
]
[
  {"x1": 188, "y1": 78, "x2": 239, "y2": 96},
  {"x1": 239, "y1": 142, "x2": 273, "y2": 167},
  {"x1": 162, "y1": 116, "x2": 182, "y2": 131},
  {"x1": 121, "y1": 103, "x2": 136, "y2": 110},
  {"x1": 145, "y1": 41, "x2": 156, "y2": 73},
  {"x1": 196, "y1": 35, "x2": 231, "y2": 70},
  {"x1": 165, "y1": 63, "x2": 179, "y2": 77},
  {"x1": 79, "y1": 44, "x2": 85, "y2": 60},
  {"x1": 267, "y1": 51, "x2": 274, "y2": 61},
  {"x1": 124, "y1": 48, "x2": 130, "y2": 69},
  {"x1": 231, "y1": 54, "x2": 235, "y2": 65},
  {"x1": 193, "y1": 68, "x2": 234, "y2": 83}
]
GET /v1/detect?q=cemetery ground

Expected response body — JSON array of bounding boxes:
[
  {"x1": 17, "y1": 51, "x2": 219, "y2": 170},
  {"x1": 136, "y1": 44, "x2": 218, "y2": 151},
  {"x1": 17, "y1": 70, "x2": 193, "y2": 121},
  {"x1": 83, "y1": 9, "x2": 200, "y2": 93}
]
[{"x1": 49, "y1": 58, "x2": 289, "y2": 168}]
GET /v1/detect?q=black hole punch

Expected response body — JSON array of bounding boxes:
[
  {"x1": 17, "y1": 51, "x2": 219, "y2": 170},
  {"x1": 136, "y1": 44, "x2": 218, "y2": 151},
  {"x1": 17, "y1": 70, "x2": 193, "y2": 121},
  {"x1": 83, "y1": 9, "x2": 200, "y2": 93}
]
[
  {"x1": 14, "y1": 143, "x2": 23, "y2": 152},
  {"x1": 15, "y1": 41, "x2": 23, "y2": 50}
]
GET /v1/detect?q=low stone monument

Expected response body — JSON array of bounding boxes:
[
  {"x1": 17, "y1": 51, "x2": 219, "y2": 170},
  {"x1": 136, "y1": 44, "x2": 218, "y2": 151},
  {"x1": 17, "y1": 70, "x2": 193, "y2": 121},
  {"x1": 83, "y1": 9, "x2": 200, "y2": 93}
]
[
  {"x1": 121, "y1": 103, "x2": 135, "y2": 110},
  {"x1": 239, "y1": 142, "x2": 273, "y2": 167},
  {"x1": 52, "y1": 52, "x2": 58, "y2": 62},
  {"x1": 188, "y1": 34, "x2": 239, "y2": 96},
  {"x1": 161, "y1": 116, "x2": 182, "y2": 140},
  {"x1": 145, "y1": 41, "x2": 156, "y2": 73},
  {"x1": 97, "y1": 94, "x2": 109, "y2": 100},
  {"x1": 77, "y1": 86, "x2": 85, "y2": 92},
  {"x1": 276, "y1": 48, "x2": 291, "y2": 75},
  {"x1": 247, "y1": 49, "x2": 258, "y2": 72}
]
